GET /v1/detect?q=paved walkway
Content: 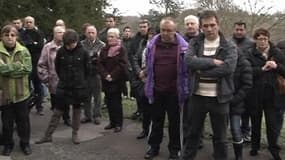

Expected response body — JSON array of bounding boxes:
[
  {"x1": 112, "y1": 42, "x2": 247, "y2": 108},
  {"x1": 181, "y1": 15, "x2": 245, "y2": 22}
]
[{"x1": 0, "y1": 106, "x2": 282, "y2": 160}]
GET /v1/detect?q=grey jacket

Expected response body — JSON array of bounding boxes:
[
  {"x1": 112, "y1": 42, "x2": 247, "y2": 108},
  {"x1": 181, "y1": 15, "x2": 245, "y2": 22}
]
[
  {"x1": 81, "y1": 38, "x2": 105, "y2": 76},
  {"x1": 185, "y1": 32, "x2": 238, "y2": 103}
]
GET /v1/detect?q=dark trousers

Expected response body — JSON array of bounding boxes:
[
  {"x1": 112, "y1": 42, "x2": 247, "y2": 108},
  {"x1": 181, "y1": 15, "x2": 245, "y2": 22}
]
[
  {"x1": 183, "y1": 95, "x2": 229, "y2": 160},
  {"x1": 250, "y1": 106, "x2": 280, "y2": 152},
  {"x1": 1, "y1": 99, "x2": 30, "y2": 146},
  {"x1": 105, "y1": 92, "x2": 123, "y2": 127},
  {"x1": 250, "y1": 85, "x2": 281, "y2": 153},
  {"x1": 276, "y1": 108, "x2": 284, "y2": 134},
  {"x1": 122, "y1": 82, "x2": 128, "y2": 97},
  {"x1": 141, "y1": 95, "x2": 151, "y2": 133},
  {"x1": 83, "y1": 75, "x2": 102, "y2": 119},
  {"x1": 50, "y1": 94, "x2": 70, "y2": 121},
  {"x1": 148, "y1": 91, "x2": 180, "y2": 153},
  {"x1": 275, "y1": 94, "x2": 285, "y2": 134},
  {"x1": 230, "y1": 115, "x2": 243, "y2": 143},
  {"x1": 29, "y1": 72, "x2": 44, "y2": 111}
]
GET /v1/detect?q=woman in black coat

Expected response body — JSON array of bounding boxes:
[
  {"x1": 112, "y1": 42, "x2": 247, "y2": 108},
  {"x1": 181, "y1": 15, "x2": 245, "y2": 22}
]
[
  {"x1": 230, "y1": 52, "x2": 252, "y2": 160},
  {"x1": 245, "y1": 28, "x2": 285, "y2": 160},
  {"x1": 36, "y1": 29, "x2": 90, "y2": 145},
  {"x1": 98, "y1": 28, "x2": 128, "y2": 133}
]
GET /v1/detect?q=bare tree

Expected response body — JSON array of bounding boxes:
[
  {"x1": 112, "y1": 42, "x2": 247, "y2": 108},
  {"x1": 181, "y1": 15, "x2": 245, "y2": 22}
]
[{"x1": 149, "y1": 0, "x2": 184, "y2": 16}]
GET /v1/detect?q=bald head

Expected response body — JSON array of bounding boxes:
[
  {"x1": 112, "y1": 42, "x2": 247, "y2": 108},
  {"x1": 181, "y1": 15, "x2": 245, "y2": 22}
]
[
  {"x1": 24, "y1": 16, "x2": 35, "y2": 30},
  {"x1": 160, "y1": 17, "x2": 177, "y2": 30},
  {"x1": 160, "y1": 17, "x2": 177, "y2": 43}
]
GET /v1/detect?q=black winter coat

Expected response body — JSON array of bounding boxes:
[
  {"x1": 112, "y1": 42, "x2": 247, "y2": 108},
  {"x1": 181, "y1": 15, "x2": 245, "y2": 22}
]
[
  {"x1": 21, "y1": 28, "x2": 45, "y2": 74},
  {"x1": 245, "y1": 43, "x2": 285, "y2": 110},
  {"x1": 129, "y1": 32, "x2": 147, "y2": 72},
  {"x1": 55, "y1": 43, "x2": 90, "y2": 103},
  {"x1": 98, "y1": 45, "x2": 128, "y2": 93},
  {"x1": 230, "y1": 53, "x2": 252, "y2": 115}
]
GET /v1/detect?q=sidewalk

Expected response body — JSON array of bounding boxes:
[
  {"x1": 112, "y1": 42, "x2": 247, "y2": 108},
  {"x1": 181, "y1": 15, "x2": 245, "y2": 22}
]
[{"x1": 0, "y1": 106, "x2": 279, "y2": 160}]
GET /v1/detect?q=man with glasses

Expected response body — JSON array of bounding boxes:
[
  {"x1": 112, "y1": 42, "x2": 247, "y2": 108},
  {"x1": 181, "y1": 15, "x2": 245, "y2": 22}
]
[{"x1": 183, "y1": 10, "x2": 238, "y2": 160}]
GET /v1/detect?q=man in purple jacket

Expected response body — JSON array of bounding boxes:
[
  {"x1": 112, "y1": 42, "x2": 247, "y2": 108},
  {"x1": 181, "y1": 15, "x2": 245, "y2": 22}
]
[{"x1": 143, "y1": 17, "x2": 189, "y2": 160}]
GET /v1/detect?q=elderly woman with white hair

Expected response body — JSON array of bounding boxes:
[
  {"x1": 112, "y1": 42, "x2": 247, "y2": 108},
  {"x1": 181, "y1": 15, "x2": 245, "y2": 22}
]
[{"x1": 98, "y1": 28, "x2": 128, "y2": 133}]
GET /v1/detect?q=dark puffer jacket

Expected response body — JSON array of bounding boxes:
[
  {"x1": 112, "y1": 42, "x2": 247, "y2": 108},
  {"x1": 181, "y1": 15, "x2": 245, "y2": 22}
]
[
  {"x1": 55, "y1": 43, "x2": 90, "y2": 103},
  {"x1": 230, "y1": 53, "x2": 252, "y2": 115},
  {"x1": 245, "y1": 43, "x2": 285, "y2": 110}
]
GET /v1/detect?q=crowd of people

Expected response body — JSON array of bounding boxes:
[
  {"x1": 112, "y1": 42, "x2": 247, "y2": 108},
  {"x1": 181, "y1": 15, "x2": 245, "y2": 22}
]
[{"x1": 0, "y1": 10, "x2": 284, "y2": 160}]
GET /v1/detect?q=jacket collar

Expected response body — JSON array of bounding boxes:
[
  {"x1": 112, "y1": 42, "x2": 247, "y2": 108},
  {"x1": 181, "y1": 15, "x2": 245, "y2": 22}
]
[
  {"x1": 148, "y1": 33, "x2": 188, "y2": 53},
  {"x1": 0, "y1": 41, "x2": 27, "y2": 56}
]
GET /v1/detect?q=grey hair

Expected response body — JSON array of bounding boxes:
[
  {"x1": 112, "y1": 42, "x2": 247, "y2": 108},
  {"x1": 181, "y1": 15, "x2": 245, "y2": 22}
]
[
  {"x1": 107, "y1": 28, "x2": 120, "y2": 38},
  {"x1": 184, "y1": 15, "x2": 199, "y2": 25}
]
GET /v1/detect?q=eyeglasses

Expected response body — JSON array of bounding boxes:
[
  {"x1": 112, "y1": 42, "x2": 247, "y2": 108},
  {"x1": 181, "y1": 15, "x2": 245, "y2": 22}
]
[{"x1": 3, "y1": 33, "x2": 16, "y2": 37}]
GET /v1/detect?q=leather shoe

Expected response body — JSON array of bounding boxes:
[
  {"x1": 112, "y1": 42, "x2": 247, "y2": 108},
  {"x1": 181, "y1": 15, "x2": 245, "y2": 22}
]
[
  {"x1": 131, "y1": 111, "x2": 141, "y2": 120},
  {"x1": 269, "y1": 149, "x2": 281, "y2": 160},
  {"x1": 114, "y1": 126, "x2": 122, "y2": 133},
  {"x1": 81, "y1": 118, "x2": 91, "y2": 124},
  {"x1": 64, "y1": 119, "x2": 71, "y2": 126},
  {"x1": 136, "y1": 130, "x2": 148, "y2": 139},
  {"x1": 169, "y1": 151, "x2": 179, "y2": 160},
  {"x1": 144, "y1": 147, "x2": 159, "y2": 159},
  {"x1": 250, "y1": 149, "x2": 258, "y2": 156},
  {"x1": 35, "y1": 136, "x2": 52, "y2": 144},
  {"x1": 2, "y1": 146, "x2": 13, "y2": 156},
  {"x1": 37, "y1": 110, "x2": 44, "y2": 116},
  {"x1": 104, "y1": 124, "x2": 115, "y2": 130},
  {"x1": 93, "y1": 118, "x2": 101, "y2": 125},
  {"x1": 21, "y1": 145, "x2": 32, "y2": 155}
]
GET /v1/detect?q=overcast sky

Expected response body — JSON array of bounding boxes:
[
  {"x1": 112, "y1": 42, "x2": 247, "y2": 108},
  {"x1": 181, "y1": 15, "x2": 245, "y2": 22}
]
[{"x1": 107, "y1": 0, "x2": 285, "y2": 16}]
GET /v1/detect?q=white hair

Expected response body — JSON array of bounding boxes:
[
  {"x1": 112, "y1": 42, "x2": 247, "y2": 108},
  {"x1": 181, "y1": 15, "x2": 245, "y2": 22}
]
[
  {"x1": 55, "y1": 19, "x2": 65, "y2": 26},
  {"x1": 24, "y1": 16, "x2": 35, "y2": 23},
  {"x1": 53, "y1": 26, "x2": 65, "y2": 33},
  {"x1": 107, "y1": 28, "x2": 120, "y2": 38},
  {"x1": 184, "y1": 15, "x2": 199, "y2": 25}
]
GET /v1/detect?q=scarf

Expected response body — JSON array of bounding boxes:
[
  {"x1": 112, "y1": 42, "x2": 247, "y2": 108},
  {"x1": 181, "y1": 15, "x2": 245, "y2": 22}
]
[{"x1": 107, "y1": 39, "x2": 121, "y2": 57}]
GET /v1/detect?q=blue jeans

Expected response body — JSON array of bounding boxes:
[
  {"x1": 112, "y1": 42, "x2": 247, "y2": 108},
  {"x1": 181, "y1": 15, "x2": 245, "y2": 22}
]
[{"x1": 230, "y1": 115, "x2": 243, "y2": 143}]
